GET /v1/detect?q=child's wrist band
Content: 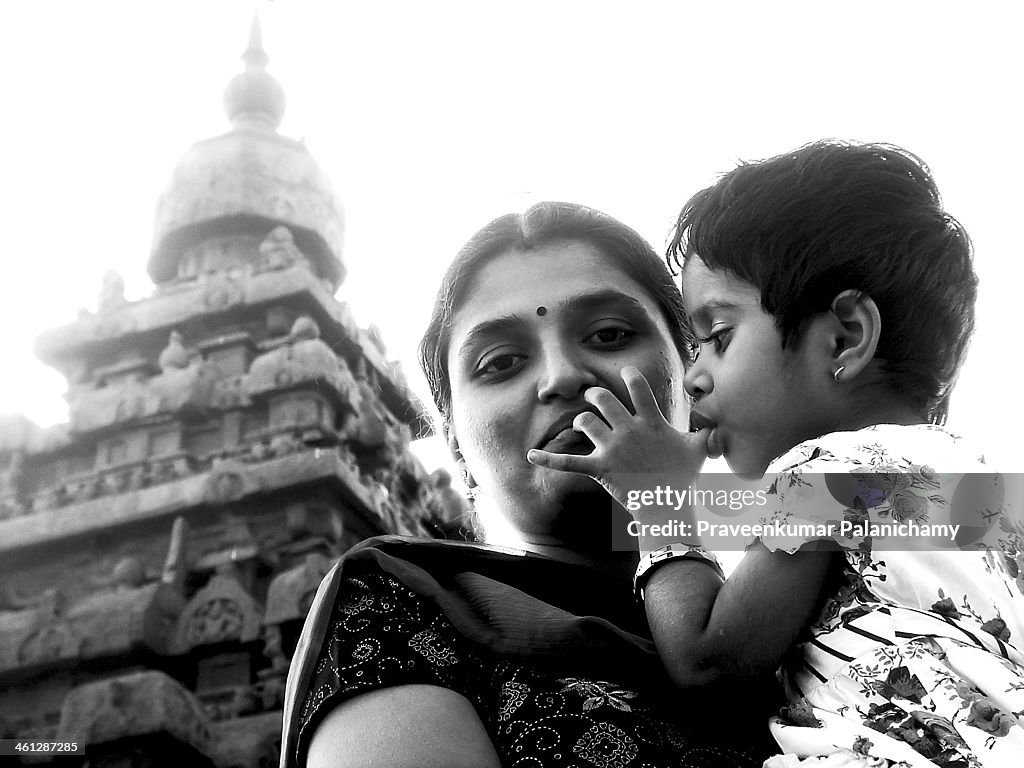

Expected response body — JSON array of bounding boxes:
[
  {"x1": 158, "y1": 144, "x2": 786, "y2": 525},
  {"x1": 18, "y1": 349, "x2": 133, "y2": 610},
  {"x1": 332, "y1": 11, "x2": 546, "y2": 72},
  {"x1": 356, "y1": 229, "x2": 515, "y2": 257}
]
[{"x1": 633, "y1": 543, "x2": 725, "y2": 602}]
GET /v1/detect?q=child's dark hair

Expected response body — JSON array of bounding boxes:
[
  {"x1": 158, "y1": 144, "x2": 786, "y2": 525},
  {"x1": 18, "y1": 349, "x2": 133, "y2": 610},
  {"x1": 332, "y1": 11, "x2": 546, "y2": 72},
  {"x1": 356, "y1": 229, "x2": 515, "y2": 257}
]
[{"x1": 668, "y1": 140, "x2": 977, "y2": 423}]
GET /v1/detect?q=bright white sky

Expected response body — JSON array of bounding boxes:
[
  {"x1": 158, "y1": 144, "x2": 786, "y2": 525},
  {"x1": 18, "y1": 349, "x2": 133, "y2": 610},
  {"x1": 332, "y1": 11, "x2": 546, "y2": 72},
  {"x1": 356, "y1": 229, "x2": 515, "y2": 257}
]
[{"x1": 1, "y1": 1, "x2": 1020, "y2": 490}]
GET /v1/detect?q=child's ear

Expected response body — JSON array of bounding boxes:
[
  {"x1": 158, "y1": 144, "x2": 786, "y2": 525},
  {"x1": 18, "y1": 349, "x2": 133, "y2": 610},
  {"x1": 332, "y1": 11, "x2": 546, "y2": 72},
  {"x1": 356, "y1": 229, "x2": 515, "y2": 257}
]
[{"x1": 829, "y1": 289, "x2": 881, "y2": 382}]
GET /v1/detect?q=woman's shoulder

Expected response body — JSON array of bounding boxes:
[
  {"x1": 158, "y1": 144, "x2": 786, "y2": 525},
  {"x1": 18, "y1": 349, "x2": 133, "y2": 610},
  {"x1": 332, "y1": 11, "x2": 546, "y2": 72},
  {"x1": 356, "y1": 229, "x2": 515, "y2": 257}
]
[
  {"x1": 768, "y1": 423, "x2": 987, "y2": 474},
  {"x1": 342, "y1": 533, "x2": 578, "y2": 573},
  {"x1": 346, "y1": 533, "x2": 541, "y2": 562},
  {"x1": 297, "y1": 535, "x2": 543, "y2": 628},
  {"x1": 333, "y1": 534, "x2": 582, "y2": 592}
]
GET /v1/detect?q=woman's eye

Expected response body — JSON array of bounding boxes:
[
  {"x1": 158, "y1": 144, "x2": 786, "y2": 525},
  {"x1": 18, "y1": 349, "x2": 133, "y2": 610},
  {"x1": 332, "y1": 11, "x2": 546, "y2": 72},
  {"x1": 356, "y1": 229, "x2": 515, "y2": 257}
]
[
  {"x1": 584, "y1": 327, "x2": 634, "y2": 346},
  {"x1": 476, "y1": 353, "x2": 526, "y2": 378}
]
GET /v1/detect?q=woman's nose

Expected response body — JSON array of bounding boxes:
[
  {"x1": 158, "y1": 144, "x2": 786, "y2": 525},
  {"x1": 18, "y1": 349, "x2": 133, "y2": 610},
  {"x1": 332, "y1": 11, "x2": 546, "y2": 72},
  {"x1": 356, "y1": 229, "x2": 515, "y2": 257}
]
[
  {"x1": 536, "y1": 344, "x2": 598, "y2": 402},
  {"x1": 682, "y1": 358, "x2": 713, "y2": 400}
]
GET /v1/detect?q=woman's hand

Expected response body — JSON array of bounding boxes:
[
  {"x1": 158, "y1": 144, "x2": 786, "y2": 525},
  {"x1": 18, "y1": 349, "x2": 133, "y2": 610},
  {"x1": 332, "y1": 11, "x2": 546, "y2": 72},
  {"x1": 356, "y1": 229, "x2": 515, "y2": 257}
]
[{"x1": 527, "y1": 366, "x2": 708, "y2": 513}]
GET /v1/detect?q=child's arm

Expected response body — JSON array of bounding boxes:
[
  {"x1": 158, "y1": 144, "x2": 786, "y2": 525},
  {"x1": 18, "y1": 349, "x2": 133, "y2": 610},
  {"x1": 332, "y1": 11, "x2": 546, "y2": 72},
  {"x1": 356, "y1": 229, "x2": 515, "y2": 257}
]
[
  {"x1": 642, "y1": 542, "x2": 837, "y2": 687},
  {"x1": 528, "y1": 366, "x2": 840, "y2": 687}
]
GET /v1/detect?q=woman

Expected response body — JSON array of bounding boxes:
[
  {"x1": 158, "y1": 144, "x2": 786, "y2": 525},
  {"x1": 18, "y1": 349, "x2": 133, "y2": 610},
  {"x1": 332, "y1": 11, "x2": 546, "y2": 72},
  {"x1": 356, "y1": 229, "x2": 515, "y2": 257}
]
[{"x1": 279, "y1": 202, "x2": 777, "y2": 767}]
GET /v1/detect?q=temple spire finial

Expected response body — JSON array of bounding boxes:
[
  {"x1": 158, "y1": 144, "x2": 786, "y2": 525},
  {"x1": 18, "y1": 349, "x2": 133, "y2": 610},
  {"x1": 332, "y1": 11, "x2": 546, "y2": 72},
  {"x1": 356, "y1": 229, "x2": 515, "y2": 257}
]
[
  {"x1": 243, "y1": 13, "x2": 269, "y2": 70},
  {"x1": 223, "y1": 11, "x2": 286, "y2": 131}
]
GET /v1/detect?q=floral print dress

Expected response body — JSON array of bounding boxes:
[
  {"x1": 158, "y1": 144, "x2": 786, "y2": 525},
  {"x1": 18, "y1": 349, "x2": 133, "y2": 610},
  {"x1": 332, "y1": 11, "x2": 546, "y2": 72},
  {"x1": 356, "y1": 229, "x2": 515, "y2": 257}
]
[{"x1": 753, "y1": 424, "x2": 1024, "y2": 767}]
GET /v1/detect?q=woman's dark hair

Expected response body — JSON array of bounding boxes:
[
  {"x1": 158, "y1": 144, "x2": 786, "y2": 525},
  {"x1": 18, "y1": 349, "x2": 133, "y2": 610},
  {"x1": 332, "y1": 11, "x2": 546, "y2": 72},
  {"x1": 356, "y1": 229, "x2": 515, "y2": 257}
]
[
  {"x1": 668, "y1": 140, "x2": 977, "y2": 423},
  {"x1": 419, "y1": 201, "x2": 690, "y2": 429}
]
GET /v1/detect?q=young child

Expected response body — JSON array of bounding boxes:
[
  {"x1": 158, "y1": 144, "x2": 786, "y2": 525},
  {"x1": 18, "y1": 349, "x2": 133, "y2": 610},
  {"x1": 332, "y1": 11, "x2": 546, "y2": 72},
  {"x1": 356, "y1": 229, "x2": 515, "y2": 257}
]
[{"x1": 529, "y1": 141, "x2": 1024, "y2": 766}]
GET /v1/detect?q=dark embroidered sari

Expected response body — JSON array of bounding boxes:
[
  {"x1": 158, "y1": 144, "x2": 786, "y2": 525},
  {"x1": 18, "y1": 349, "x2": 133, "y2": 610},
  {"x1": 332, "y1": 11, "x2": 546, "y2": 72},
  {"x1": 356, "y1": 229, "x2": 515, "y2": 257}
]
[{"x1": 280, "y1": 536, "x2": 777, "y2": 767}]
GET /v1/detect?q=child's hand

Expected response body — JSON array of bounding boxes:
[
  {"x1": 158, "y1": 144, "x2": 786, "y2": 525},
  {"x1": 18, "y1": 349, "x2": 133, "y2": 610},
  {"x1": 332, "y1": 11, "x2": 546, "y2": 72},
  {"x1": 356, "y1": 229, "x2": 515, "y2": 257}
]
[{"x1": 527, "y1": 366, "x2": 709, "y2": 514}]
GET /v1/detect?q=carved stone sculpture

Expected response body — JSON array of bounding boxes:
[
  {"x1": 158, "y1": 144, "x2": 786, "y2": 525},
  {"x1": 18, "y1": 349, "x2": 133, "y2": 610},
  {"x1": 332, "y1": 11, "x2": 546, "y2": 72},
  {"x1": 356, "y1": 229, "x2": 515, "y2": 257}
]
[
  {"x1": 258, "y1": 225, "x2": 310, "y2": 272},
  {"x1": 174, "y1": 566, "x2": 262, "y2": 652},
  {"x1": 159, "y1": 330, "x2": 191, "y2": 372},
  {"x1": 97, "y1": 270, "x2": 127, "y2": 313}
]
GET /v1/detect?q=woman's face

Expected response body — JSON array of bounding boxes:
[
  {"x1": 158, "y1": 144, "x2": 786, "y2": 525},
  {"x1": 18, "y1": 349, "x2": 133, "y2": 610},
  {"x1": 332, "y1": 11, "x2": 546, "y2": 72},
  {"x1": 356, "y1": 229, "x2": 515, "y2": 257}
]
[{"x1": 446, "y1": 240, "x2": 688, "y2": 542}]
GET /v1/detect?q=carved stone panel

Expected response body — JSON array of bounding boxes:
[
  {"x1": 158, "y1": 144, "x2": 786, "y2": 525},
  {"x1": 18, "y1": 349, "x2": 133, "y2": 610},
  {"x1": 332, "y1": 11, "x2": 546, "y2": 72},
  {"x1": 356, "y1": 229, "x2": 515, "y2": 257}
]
[
  {"x1": 202, "y1": 461, "x2": 256, "y2": 505},
  {"x1": 174, "y1": 573, "x2": 262, "y2": 653},
  {"x1": 263, "y1": 553, "x2": 332, "y2": 627},
  {"x1": 202, "y1": 275, "x2": 244, "y2": 312},
  {"x1": 57, "y1": 670, "x2": 213, "y2": 757},
  {"x1": 17, "y1": 622, "x2": 79, "y2": 668},
  {"x1": 267, "y1": 392, "x2": 333, "y2": 434}
]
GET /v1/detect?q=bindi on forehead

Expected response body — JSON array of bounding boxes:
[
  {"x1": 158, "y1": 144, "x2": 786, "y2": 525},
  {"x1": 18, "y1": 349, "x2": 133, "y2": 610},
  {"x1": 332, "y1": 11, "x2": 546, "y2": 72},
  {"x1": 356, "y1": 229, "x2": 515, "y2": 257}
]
[{"x1": 536, "y1": 306, "x2": 547, "y2": 316}]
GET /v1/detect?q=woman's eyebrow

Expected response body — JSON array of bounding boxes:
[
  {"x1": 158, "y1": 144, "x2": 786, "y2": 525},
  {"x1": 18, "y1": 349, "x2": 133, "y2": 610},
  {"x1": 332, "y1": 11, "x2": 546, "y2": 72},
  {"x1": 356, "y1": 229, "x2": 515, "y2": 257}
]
[
  {"x1": 456, "y1": 315, "x2": 523, "y2": 359},
  {"x1": 557, "y1": 289, "x2": 649, "y2": 317}
]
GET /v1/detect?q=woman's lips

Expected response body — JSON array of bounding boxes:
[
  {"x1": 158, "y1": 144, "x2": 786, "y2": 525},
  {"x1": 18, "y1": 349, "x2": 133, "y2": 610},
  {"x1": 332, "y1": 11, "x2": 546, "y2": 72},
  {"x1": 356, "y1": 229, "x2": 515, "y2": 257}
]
[{"x1": 543, "y1": 427, "x2": 595, "y2": 456}]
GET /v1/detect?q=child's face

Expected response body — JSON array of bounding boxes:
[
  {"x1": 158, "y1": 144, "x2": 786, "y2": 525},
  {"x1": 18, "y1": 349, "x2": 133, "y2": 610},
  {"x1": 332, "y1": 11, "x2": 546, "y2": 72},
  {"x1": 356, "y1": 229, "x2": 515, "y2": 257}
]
[{"x1": 681, "y1": 258, "x2": 839, "y2": 479}]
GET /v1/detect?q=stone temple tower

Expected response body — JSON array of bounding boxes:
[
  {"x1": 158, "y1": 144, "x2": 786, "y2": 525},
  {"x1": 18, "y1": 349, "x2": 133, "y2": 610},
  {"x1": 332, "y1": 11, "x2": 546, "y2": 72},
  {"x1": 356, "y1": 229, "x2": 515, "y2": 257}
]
[{"x1": 0, "y1": 19, "x2": 467, "y2": 767}]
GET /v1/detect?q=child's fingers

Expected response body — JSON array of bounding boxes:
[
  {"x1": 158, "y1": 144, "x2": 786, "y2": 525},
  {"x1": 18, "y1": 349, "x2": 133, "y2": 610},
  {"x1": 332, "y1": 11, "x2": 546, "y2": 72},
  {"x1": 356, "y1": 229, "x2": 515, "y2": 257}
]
[
  {"x1": 583, "y1": 387, "x2": 632, "y2": 428},
  {"x1": 574, "y1": 410, "x2": 612, "y2": 446},
  {"x1": 621, "y1": 366, "x2": 662, "y2": 419},
  {"x1": 526, "y1": 448, "x2": 594, "y2": 475}
]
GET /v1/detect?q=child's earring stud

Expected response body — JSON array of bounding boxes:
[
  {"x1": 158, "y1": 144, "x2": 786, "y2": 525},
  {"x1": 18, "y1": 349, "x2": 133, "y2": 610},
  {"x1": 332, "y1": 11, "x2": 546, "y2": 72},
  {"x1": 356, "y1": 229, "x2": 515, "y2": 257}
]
[{"x1": 833, "y1": 365, "x2": 846, "y2": 383}]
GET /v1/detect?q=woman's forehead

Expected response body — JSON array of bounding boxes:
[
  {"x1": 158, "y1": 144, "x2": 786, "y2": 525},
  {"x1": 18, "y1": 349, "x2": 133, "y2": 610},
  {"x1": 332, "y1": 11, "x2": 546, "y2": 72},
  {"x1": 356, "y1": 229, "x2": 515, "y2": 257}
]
[{"x1": 452, "y1": 242, "x2": 657, "y2": 326}]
